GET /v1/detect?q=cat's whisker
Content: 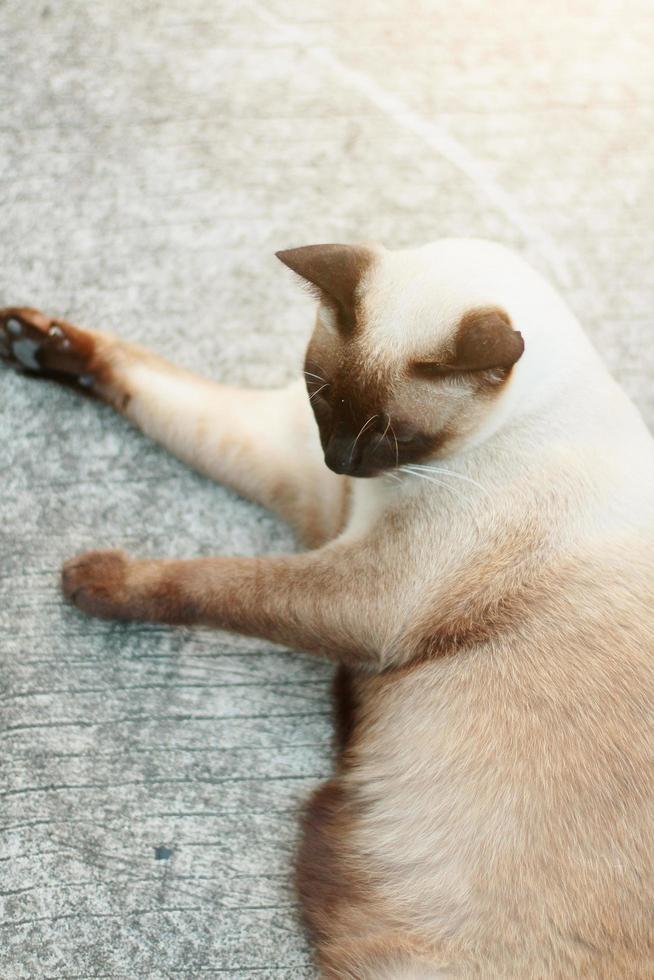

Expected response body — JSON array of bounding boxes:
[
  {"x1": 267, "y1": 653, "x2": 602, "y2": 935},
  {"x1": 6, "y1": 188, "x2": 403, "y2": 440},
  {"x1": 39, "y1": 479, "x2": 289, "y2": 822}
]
[
  {"x1": 309, "y1": 383, "x2": 329, "y2": 401},
  {"x1": 407, "y1": 463, "x2": 484, "y2": 488},
  {"x1": 373, "y1": 413, "x2": 392, "y2": 451},
  {"x1": 390, "y1": 422, "x2": 399, "y2": 469},
  {"x1": 349, "y1": 415, "x2": 379, "y2": 463},
  {"x1": 407, "y1": 464, "x2": 495, "y2": 503},
  {"x1": 401, "y1": 466, "x2": 455, "y2": 495},
  {"x1": 401, "y1": 465, "x2": 490, "y2": 532},
  {"x1": 304, "y1": 370, "x2": 326, "y2": 383}
]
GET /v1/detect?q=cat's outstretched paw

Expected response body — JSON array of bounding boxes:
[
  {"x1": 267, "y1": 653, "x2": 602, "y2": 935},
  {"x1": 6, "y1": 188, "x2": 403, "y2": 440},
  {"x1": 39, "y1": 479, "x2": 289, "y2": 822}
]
[
  {"x1": 62, "y1": 549, "x2": 133, "y2": 620},
  {"x1": 0, "y1": 307, "x2": 96, "y2": 383}
]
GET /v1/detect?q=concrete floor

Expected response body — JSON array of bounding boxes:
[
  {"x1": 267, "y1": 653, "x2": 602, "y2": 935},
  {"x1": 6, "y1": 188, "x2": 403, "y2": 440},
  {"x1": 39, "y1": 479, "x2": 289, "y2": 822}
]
[{"x1": 1, "y1": 1, "x2": 653, "y2": 977}]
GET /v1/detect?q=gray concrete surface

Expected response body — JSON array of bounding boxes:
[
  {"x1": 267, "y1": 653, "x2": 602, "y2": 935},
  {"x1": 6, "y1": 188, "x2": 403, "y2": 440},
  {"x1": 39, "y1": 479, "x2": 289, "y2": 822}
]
[{"x1": 1, "y1": 0, "x2": 653, "y2": 976}]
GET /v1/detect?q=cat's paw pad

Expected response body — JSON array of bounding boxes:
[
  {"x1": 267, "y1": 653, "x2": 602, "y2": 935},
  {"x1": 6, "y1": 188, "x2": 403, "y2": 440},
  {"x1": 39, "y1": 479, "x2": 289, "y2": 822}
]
[
  {"x1": 0, "y1": 307, "x2": 95, "y2": 382},
  {"x1": 62, "y1": 549, "x2": 131, "y2": 619}
]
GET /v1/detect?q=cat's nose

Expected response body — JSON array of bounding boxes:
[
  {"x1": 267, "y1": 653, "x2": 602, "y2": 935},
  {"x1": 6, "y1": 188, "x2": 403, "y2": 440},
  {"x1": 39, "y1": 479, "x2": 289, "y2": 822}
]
[{"x1": 324, "y1": 434, "x2": 361, "y2": 475}]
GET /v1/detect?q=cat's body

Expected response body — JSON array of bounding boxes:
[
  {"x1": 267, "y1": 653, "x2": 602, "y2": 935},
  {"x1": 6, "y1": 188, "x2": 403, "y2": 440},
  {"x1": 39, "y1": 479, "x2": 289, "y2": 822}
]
[{"x1": 2, "y1": 239, "x2": 654, "y2": 978}]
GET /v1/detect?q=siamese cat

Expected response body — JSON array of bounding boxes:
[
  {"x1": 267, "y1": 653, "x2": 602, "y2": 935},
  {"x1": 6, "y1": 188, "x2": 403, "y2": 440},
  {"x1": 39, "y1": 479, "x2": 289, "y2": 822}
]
[{"x1": 2, "y1": 238, "x2": 654, "y2": 979}]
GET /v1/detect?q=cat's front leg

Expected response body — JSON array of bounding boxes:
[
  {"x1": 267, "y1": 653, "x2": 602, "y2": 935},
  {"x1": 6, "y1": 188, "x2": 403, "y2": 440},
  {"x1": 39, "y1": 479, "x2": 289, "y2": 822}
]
[
  {"x1": 61, "y1": 550, "x2": 166, "y2": 622},
  {"x1": 1, "y1": 306, "x2": 345, "y2": 547},
  {"x1": 61, "y1": 546, "x2": 392, "y2": 668},
  {"x1": 0, "y1": 306, "x2": 126, "y2": 403}
]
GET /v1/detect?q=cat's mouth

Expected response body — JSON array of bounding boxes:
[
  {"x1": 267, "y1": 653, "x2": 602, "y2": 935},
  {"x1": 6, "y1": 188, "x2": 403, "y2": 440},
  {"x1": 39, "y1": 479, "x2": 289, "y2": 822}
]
[
  {"x1": 323, "y1": 435, "x2": 392, "y2": 478},
  {"x1": 321, "y1": 421, "x2": 443, "y2": 478},
  {"x1": 324, "y1": 455, "x2": 382, "y2": 478}
]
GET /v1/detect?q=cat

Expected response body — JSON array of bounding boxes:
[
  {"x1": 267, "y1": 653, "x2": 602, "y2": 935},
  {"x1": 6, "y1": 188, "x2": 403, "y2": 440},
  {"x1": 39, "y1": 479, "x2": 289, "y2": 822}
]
[{"x1": 2, "y1": 238, "x2": 654, "y2": 979}]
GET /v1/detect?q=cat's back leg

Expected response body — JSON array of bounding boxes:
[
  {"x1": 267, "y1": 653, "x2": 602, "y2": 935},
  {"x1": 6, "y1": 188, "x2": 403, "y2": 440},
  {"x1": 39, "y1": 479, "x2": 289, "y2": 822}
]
[
  {"x1": 0, "y1": 307, "x2": 346, "y2": 546},
  {"x1": 297, "y1": 778, "x2": 452, "y2": 979}
]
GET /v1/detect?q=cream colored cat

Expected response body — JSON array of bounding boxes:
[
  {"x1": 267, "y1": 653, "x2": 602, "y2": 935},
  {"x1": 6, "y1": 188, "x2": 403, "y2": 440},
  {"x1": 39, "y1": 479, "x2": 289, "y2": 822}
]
[{"x1": 2, "y1": 238, "x2": 654, "y2": 979}]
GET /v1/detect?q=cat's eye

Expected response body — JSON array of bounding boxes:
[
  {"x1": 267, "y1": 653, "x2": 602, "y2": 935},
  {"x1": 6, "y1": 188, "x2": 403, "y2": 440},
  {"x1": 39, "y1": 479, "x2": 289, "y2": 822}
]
[
  {"x1": 392, "y1": 425, "x2": 419, "y2": 444},
  {"x1": 412, "y1": 361, "x2": 499, "y2": 380},
  {"x1": 412, "y1": 362, "x2": 461, "y2": 379},
  {"x1": 308, "y1": 384, "x2": 330, "y2": 404},
  {"x1": 308, "y1": 387, "x2": 332, "y2": 419}
]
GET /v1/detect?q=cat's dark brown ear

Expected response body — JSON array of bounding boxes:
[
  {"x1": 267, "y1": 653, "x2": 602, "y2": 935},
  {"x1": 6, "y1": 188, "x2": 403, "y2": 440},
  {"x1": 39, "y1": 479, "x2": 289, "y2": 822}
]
[
  {"x1": 275, "y1": 243, "x2": 376, "y2": 332},
  {"x1": 452, "y1": 307, "x2": 524, "y2": 371}
]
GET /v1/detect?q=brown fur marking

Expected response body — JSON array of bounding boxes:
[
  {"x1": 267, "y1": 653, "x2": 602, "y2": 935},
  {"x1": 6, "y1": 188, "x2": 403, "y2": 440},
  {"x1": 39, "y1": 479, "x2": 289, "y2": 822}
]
[
  {"x1": 413, "y1": 306, "x2": 524, "y2": 379},
  {"x1": 454, "y1": 306, "x2": 524, "y2": 371},
  {"x1": 0, "y1": 306, "x2": 131, "y2": 406},
  {"x1": 277, "y1": 244, "x2": 375, "y2": 333},
  {"x1": 304, "y1": 338, "x2": 453, "y2": 476}
]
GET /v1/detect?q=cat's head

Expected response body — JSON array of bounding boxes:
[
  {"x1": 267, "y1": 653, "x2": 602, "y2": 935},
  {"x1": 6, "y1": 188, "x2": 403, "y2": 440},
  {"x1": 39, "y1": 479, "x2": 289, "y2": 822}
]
[{"x1": 277, "y1": 240, "x2": 526, "y2": 478}]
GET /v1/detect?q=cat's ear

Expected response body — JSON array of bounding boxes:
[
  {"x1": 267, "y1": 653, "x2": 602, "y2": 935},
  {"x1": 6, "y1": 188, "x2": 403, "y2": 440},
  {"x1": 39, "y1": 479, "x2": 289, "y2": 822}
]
[
  {"x1": 452, "y1": 307, "x2": 524, "y2": 371},
  {"x1": 275, "y1": 243, "x2": 376, "y2": 331}
]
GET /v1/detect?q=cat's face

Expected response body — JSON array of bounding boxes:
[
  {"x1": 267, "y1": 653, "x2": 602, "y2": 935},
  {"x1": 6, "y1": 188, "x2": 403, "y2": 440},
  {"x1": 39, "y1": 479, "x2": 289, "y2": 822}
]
[{"x1": 278, "y1": 242, "x2": 525, "y2": 478}]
